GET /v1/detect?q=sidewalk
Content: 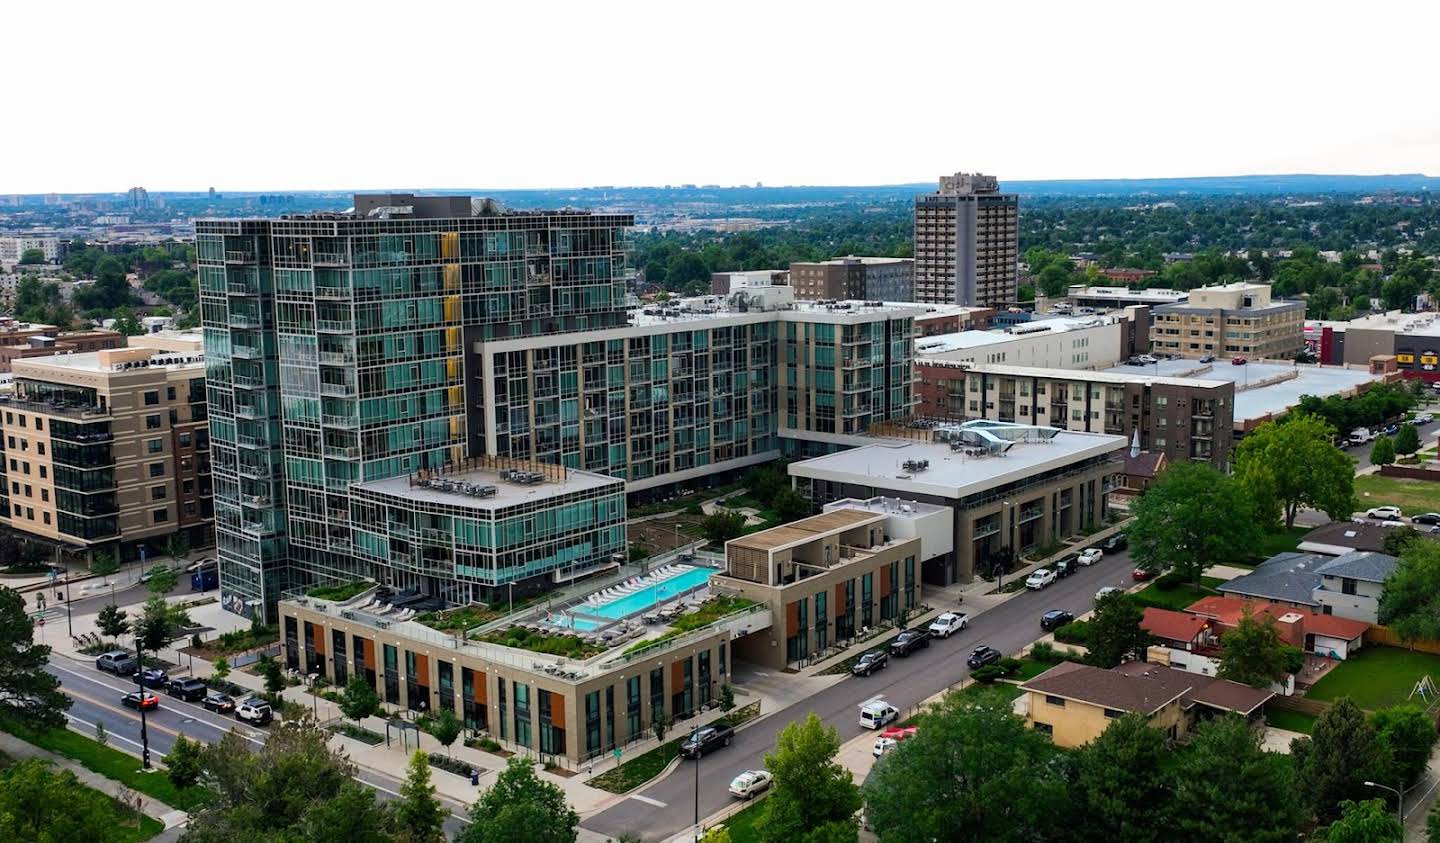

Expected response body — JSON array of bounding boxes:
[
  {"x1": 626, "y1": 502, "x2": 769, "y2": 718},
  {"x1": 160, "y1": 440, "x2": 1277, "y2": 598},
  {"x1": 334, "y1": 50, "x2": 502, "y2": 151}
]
[{"x1": 0, "y1": 729, "x2": 189, "y2": 832}]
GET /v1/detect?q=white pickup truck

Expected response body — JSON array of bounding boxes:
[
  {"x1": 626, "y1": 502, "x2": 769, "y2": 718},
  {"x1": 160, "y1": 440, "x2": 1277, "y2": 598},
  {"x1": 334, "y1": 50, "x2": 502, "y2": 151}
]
[{"x1": 1348, "y1": 428, "x2": 1376, "y2": 446}]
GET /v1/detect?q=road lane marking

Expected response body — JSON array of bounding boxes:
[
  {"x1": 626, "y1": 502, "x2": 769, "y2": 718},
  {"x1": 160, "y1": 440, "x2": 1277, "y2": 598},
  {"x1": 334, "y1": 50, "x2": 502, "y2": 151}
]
[
  {"x1": 64, "y1": 686, "x2": 265, "y2": 749},
  {"x1": 630, "y1": 794, "x2": 668, "y2": 808}
]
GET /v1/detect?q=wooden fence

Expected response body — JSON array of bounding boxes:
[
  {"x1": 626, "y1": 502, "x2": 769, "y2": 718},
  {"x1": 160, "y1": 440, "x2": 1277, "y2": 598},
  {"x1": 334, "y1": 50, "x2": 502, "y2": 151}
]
[
  {"x1": 1267, "y1": 694, "x2": 1332, "y2": 717},
  {"x1": 1364, "y1": 625, "x2": 1440, "y2": 656},
  {"x1": 1378, "y1": 464, "x2": 1440, "y2": 482}
]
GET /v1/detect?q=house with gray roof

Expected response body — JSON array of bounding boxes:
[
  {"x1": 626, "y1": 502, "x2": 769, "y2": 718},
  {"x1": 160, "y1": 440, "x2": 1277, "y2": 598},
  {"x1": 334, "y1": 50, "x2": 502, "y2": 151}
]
[{"x1": 1217, "y1": 550, "x2": 1396, "y2": 624}]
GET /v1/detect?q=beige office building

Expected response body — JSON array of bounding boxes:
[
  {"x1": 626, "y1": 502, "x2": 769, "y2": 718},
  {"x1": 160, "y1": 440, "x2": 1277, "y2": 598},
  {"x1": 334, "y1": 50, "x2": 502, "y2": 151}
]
[
  {"x1": 914, "y1": 173, "x2": 1018, "y2": 307},
  {"x1": 1150, "y1": 283, "x2": 1304, "y2": 360},
  {"x1": 0, "y1": 333, "x2": 213, "y2": 561}
]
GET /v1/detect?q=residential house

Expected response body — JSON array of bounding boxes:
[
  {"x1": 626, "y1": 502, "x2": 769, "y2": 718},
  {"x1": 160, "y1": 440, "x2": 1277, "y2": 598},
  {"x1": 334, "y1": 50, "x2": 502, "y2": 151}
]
[
  {"x1": 1298, "y1": 521, "x2": 1434, "y2": 556},
  {"x1": 1217, "y1": 550, "x2": 1397, "y2": 624},
  {"x1": 1185, "y1": 595, "x2": 1370, "y2": 660},
  {"x1": 1019, "y1": 661, "x2": 1274, "y2": 748}
]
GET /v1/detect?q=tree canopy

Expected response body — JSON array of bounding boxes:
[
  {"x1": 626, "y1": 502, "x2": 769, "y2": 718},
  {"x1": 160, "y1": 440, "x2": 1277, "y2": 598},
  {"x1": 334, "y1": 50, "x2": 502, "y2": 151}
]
[
  {"x1": 1217, "y1": 607, "x2": 1302, "y2": 688},
  {"x1": 1168, "y1": 715, "x2": 1304, "y2": 842},
  {"x1": 1291, "y1": 698, "x2": 1382, "y2": 824},
  {"x1": 757, "y1": 712, "x2": 860, "y2": 843},
  {"x1": 1317, "y1": 799, "x2": 1402, "y2": 843},
  {"x1": 1232, "y1": 414, "x2": 1355, "y2": 528},
  {"x1": 1071, "y1": 714, "x2": 1171, "y2": 842},
  {"x1": 0, "y1": 585, "x2": 70, "y2": 731},
  {"x1": 458, "y1": 756, "x2": 578, "y2": 843},
  {"x1": 0, "y1": 758, "x2": 132, "y2": 843},
  {"x1": 1128, "y1": 462, "x2": 1261, "y2": 583},
  {"x1": 1083, "y1": 592, "x2": 1150, "y2": 669},
  {"x1": 1378, "y1": 539, "x2": 1440, "y2": 644}
]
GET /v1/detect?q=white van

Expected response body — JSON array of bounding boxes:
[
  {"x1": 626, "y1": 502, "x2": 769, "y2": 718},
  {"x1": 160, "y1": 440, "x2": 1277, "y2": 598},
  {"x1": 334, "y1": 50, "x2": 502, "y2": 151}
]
[{"x1": 859, "y1": 699, "x2": 899, "y2": 730}]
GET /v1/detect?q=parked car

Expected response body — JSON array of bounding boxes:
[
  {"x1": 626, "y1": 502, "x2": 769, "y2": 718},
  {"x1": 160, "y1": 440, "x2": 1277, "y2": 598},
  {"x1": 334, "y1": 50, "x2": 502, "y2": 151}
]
[
  {"x1": 928, "y1": 612, "x2": 969, "y2": 638},
  {"x1": 1367, "y1": 506, "x2": 1404, "y2": 520},
  {"x1": 1041, "y1": 609, "x2": 1076, "y2": 631},
  {"x1": 121, "y1": 691, "x2": 159, "y2": 711},
  {"x1": 95, "y1": 651, "x2": 139, "y2": 676},
  {"x1": 166, "y1": 677, "x2": 208, "y2": 702},
  {"x1": 1383, "y1": 423, "x2": 1401, "y2": 436},
  {"x1": 1231, "y1": 356, "x2": 1247, "y2": 365},
  {"x1": 1054, "y1": 554, "x2": 1080, "y2": 578},
  {"x1": 1125, "y1": 356, "x2": 1143, "y2": 366},
  {"x1": 202, "y1": 691, "x2": 236, "y2": 714},
  {"x1": 680, "y1": 725, "x2": 734, "y2": 759},
  {"x1": 881, "y1": 725, "x2": 918, "y2": 741},
  {"x1": 1416, "y1": 413, "x2": 1435, "y2": 425},
  {"x1": 235, "y1": 698, "x2": 273, "y2": 725},
  {"x1": 859, "y1": 699, "x2": 900, "y2": 730},
  {"x1": 1132, "y1": 567, "x2": 1156, "y2": 581},
  {"x1": 1412, "y1": 512, "x2": 1440, "y2": 526},
  {"x1": 889, "y1": 629, "x2": 931, "y2": 657},
  {"x1": 1078, "y1": 548, "x2": 1104, "y2": 566},
  {"x1": 966, "y1": 645, "x2": 1003, "y2": 669},
  {"x1": 1025, "y1": 568, "x2": 1057, "y2": 590},
  {"x1": 1095, "y1": 586, "x2": 1124, "y2": 602},
  {"x1": 1101, "y1": 531, "x2": 1128, "y2": 553},
  {"x1": 137, "y1": 667, "x2": 169, "y2": 689},
  {"x1": 729, "y1": 770, "x2": 773, "y2": 799},
  {"x1": 873, "y1": 736, "x2": 899, "y2": 757},
  {"x1": 1199, "y1": 354, "x2": 1215, "y2": 363},
  {"x1": 1137, "y1": 354, "x2": 1158, "y2": 364},
  {"x1": 851, "y1": 650, "x2": 889, "y2": 677}
]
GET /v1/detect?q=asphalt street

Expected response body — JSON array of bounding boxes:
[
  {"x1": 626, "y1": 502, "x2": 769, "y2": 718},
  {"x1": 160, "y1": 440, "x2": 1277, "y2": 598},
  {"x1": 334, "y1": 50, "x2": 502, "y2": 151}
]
[
  {"x1": 582, "y1": 548, "x2": 1138, "y2": 842},
  {"x1": 1346, "y1": 411, "x2": 1440, "y2": 472},
  {"x1": 46, "y1": 658, "x2": 473, "y2": 835}
]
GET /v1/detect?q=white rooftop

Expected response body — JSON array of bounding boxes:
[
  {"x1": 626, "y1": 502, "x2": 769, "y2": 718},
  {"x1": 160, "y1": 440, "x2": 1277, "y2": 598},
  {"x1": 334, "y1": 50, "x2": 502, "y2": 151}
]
[
  {"x1": 1067, "y1": 286, "x2": 1188, "y2": 303},
  {"x1": 915, "y1": 315, "x2": 1118, "y2": 355},
  {"x1": 789, "y1": 426, "x2": 1127, "y2": 499},
  {"x1": 355, "y1": 465, "x2": 622, "y2": 511},
  {"x1": 927, "y1": 362, "x2": 1230, "y2": 390},
  {"x1": 1104, "y1": 359, "x2": 1384, "y2": 423},
  {"x1": 1343, "y1": 311, "x2": 1440, "y2": 337}
]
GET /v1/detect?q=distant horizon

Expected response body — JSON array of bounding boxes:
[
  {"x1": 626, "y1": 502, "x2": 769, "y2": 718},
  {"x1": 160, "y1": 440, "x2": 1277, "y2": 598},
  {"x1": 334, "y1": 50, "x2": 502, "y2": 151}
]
[{"x1": 9, "y1": 171, "x2": 1438, "y2": 197}]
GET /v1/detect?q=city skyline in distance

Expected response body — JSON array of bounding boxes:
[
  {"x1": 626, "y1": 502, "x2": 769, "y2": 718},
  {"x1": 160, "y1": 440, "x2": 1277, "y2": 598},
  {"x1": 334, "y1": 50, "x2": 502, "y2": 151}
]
[{"x1": 8, "y1": 0, "x2": 1440, "y2": 194}]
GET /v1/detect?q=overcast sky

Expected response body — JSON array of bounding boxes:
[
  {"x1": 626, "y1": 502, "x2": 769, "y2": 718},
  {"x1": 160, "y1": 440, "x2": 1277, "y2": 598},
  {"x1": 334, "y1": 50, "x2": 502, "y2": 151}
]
[{"x1": 11, "y1": 0, "x2": 1437, "y2": 193}]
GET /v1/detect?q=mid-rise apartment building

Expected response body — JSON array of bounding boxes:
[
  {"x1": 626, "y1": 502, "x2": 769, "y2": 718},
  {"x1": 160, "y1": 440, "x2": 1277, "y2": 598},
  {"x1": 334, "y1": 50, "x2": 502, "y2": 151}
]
[
  {"x1": 914, "y1": 173, "x2": 1018, "y2": 307},
  {"x1": 1150, "y1": 283, "x2": 1303, "y2": 360},
  {"x1": 914, "y1": 315, "x2": 1126, "y2": 370},
  {"x1": 912, "y1": 362, "x2": 1235, "y2": 468},
  {"x1": 788, "y1": 256, "x2": 913, "y2": 302},
  {"x1": 0, "y1": 333, "x2": 212, "y2": 560},
  {"x1": 0, "y1": 236, "x2": 62, "y2": 266},
  {"x1": 0, "y1": 329, "x2": 126, "y2": 374}
]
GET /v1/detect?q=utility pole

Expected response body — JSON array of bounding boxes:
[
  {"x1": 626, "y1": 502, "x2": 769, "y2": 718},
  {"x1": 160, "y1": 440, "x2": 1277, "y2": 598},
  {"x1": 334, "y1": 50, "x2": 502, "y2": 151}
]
[{"x1": 134, "y1": 637, "x2": 151, "y2": 769}]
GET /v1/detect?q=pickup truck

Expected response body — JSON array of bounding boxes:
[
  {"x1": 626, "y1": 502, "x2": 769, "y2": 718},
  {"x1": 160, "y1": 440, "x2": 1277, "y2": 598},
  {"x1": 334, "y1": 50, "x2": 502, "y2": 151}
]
[{"x1": 679, "y1": 724, "x2": 734, "y2": 759}]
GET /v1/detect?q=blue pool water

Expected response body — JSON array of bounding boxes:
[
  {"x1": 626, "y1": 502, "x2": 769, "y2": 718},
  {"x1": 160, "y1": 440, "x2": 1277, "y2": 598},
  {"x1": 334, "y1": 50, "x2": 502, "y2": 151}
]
[{"x1": 551, "y1": 566, "x2": 717, "y2": 630}]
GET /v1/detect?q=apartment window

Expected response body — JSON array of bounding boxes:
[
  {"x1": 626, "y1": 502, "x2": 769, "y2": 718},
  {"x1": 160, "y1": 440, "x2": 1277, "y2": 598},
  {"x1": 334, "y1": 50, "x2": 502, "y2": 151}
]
[
  {"x1": 152, "y1": 507, "x2": 169, "y2": 524},
  {"x1": 1342, "y1": 578, "x2": 1358, "y2": 596},
  {"x1": 179, "y1": 433, "x2": 192, "y2": 447},
  {"x1": 33, "y1": 418, "x2": 41, "y2": 431},
  {"x1": 169, "y1": 409, "x2": 179, "y2": 425},
  {"x1": 184, "y1": 502, "x2": 197, "y2": 516},
  {"x1": 146, "y1": 414, "x2": 161, "y2": 430},
  {"x1": 166, "y1": 386, "x2": 176, "y2": 401},
  {"x1": 150, "y1": 463, "x2": 165, "y2": 478},
  {"x1": 148, "y1": 438, "x2": 164, "y2": 454},
  {"x1": 383, "y1": 645, "x2": 400, "y2": 705},
  {"x1": 151, "y1": 486, "x2": 167, "y2": 501},
  {"x1": 1104, "y1": 708, "x2": 1125, "y2": 719},
  {"x1": 182, "y1": 479, "x2": 195, "y2": 493},
  {"x1": 1045, "y1": 695, "x2": 1066, "y2": 707},
  {"x1": 1033, "y1": 722, "x2": 1053, "y2": 736},
  {"x1": 144, "y1": 391, "x2": 160, "y2": 406},
  {"x1": 42, "y1": 512, "x2": 50, "y2": 525},
  {"x1": 36, "y1": 443, "x2": 44, "y2": 456},
  {"x1": 40, "y1": 489, "x2": 48, "y2": 502}
]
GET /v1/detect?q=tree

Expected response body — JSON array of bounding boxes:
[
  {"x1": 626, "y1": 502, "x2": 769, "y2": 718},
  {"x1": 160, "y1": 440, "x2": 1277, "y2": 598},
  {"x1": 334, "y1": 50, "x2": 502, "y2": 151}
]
[
  {"x1": 392, "y1": 751, "x2": 447, "y2": 843},
  {"x1": 1317, "y1": 799, "x2": 1402, "y2": 842},
  {"x1": 700, "y1": 828, "x2": 733, "y2": 843},
  {"x1": 861, "y1": 688, "x2": 1067, "y2": 842},
  {"x1": 1233, "y1": 415, "x2": 1356, "y2": 528},
  {"x1": 211, "y1": 656, "x2": 231, "y2": 683},
  {"x1": 703, "y1": 511, "x2": 747, "y2": 546},
  {"x1": 1072, "y1": 714, "x2": 1170, "y2": 842},
  {"x1": 1370, "y1": 704, "x2": 1439, "y2": 789},
  {"x1": 772, "y1": 487, "x2": 811, "y2": 523},
  {"x1": 96, "y1": 604, "x2": 129, "y2": 644},
  {"x1": 1084, "y1": 592, "x2": 1150, "y2": 669},
  {"x1": 1292, "y1": 697, "x2": 1382, "y2": 824},
  {"x1": 0, "y1": 586, "x2": 70, "y2": 731},
  {"x1": 430, "y1": 708, "x2": 462, "y2": 758},
  {"x1": 1128, "y1": 463, "x2": 1260, "y2": 585},
  {"x1": 166, "y1": 734, "x2": 205, "y2": 790},
  {"x1": 146, "y1": 564, "x2": 178, "y2": 596},
  {"x1": 757, "y1": 712, "x2": 860, "y2": 843},
  {"x1": 18, "y1": 248, "x2": 45, "y2": 265},
  {"x1": 458, "y1": 756, "x2": 579, "y2": 843},
  {"x1": 339, "y1": 675, "x2": 381, "y2": 725},
  {"x1": 135, "y1": 596, "x2": 174, "y2": 658},
  {"x1": 163, "y1": 533, "x2": 192, "y2": 564},
  {"x1": 1216, "y1": 607, "x2": 1299, "y2": 688},
  {"x1": 256, "y1": 653, "x2": 286, "y2": 697},
  {"x1": 1395, "y1": 423, "x2": 1421, "y2": 456},
  {"x1": 91, "y1": 551, "x2": 120, "y2": 578},
  {"x1": 1371, "y1": 435, "x2": 1396, "y2": 467},
  {"x1": 718, "y1": 684, "x2": 735, "y2": 712},
  {"x1": 652, "y1": 710, "x2": 670, "y2": 743},
  {"x1": 186, "y1": 719, "x2": 395, "y2": 842},
  {"x1": 110, "y1": 307, "x2": 145, "y2": 337},
  {"x1": 0, "y1": 758, "x2": 126, "y2": 843},
  {"x1": 1169, "y1": 716, "x2": 1303, "y2": 841},
  {"x1": 1379, "y1": 539, "x2": 1440, "y2": 644},
  {"x1": 1382, "y1": 526, "x2": 1422, "y2": 557}
]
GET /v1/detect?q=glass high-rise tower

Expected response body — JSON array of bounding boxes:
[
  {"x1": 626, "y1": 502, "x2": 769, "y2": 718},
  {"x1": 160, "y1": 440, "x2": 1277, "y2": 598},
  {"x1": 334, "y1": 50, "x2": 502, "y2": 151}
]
[{"x1": 197, "y1": 195, "x2": 634, "y2": 618}]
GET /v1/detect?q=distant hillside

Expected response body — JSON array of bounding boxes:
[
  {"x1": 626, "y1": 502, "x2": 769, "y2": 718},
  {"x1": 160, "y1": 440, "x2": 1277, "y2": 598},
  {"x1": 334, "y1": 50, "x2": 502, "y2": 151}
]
[{"x1": 1001, "y1": 173, "x2": 1440, "y2": 197}]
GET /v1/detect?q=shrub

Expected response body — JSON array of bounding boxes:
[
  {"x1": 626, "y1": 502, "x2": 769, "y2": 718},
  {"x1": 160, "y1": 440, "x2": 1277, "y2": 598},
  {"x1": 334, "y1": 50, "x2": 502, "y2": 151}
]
[
  {"x1": 684, "y1": 502, "x2": 704, "y2": 516},
  {"x1": 1153, "y1": 572, "x2": 1188, "y2": 592},
  {"x1": 466, "y1": 736, "x2": 503, "y2": 753},
  {"x1": 426, "y1": 752, "x2": 474, "y2": 777},
  {"x1": 997, "y1": 657, "x2": 1022, "y2": 676},
  {"x1": 1055, "y1": 620, "x2": 1092, "y2": 645},
  {"x1": 1029, "y1": 641, "x2": 1063, "y2": 663},
  {"x1": 972, "y1": 665, "x2": 1006, "y2": 683}
]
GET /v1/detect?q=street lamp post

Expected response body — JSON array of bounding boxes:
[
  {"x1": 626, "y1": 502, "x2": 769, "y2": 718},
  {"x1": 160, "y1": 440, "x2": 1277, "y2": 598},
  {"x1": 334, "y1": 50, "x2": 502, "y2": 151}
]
[
  {"x1": 1363, "y1": 780, "x2": 1404, "y2": 825},
  {"x1": 133, "y1": 636, "x2": 151, "y2": 770},
  {"x1": 691, "y1": 724, "x2": 701, "y2": 843},
  {"x1": 508, "y1": 581, "x2": 514, "y2": 618},
  {"x1": 998, "y1": 500, "x2": 1013, "y2": 590}
]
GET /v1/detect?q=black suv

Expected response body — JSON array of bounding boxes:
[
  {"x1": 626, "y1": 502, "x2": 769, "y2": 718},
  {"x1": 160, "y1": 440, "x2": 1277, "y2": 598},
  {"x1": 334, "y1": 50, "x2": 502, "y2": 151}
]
[
  {"x1": 1054, "y1": 554, "x2": 1080, "y2": 578},
  {"x1": 966, "y1": 645, "x2": 1002, "y2": 669},
  {"x1": 852, "y1": 650, "x2": 889, "y2": 677},
  {"x1": 137, "y1": 667, "x2": 169, "y2": 689},
  {"x1": 889, "y1": 629, "x2": 931, "y2": 657},
  {"x1": 1101, "y1": 532, "x2": 1128, "y2": 553},
  {"x1": 166, "y1": 677, "x2": 208, "y2": 702},
  {"x1": 1040, "y1": 610, "x2": 1075, "y2": 631}
]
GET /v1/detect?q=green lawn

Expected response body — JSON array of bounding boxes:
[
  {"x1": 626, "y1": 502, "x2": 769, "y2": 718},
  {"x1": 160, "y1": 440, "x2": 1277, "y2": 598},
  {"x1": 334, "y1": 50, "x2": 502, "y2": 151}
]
[
  {"x1": 587, "y1": 704, "x2": 761, "y2": 794},
  {"x1": 1265, "y1": 709, "x2": 1317, "y2": 735},
  {"x1": 955, "y1": 682, "x2": 1026, "y2": 702},
  {"x1": 0, "y1": 722, "x2": 215, "y2": 812},
  {"x1": 1354, "y1": 474, "x2": 1440, "y2": 517},
  {"x1": 1250, "y1": 526, "x2": 1311, "y2": 562},
  {"x1": 1132, "y1": 577, "x2": 1224, "y2": 612},
  {"x1": 717, "y1": 795, "x2": 769, "y2": 843},
  {"x1": 1015, "y1": 658, "x2": 1059, "y2": 681},
  {"x1": 1306, "y1": 646, "x2": 1440, "y2": 711}
]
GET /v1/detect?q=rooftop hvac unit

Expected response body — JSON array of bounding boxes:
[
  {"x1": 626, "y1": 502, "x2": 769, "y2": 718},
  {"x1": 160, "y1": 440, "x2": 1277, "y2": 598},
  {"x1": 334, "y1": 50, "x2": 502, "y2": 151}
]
[
  {"x1": 499, "y1": 469, "x2": 515, "y2": 481},
  {"x1": 478, "y1": 485, "x2": 499, "y2": 497}
]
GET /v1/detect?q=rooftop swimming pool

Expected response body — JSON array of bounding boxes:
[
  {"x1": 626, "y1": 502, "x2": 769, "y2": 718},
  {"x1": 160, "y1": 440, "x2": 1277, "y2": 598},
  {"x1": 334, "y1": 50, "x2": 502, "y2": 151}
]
[{"x1": 549, "y1": 566, "x2": 718, "y2": 631}]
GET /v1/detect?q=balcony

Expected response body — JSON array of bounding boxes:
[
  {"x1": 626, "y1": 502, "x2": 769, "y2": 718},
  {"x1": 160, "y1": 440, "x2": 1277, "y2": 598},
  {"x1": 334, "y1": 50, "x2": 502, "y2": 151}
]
[
  {"x1": 227, "y1": 280, "x2": 259, "y2": 296},
  {"x1": 237, "y1": 462, "x2": 273, "y2": 480},
  {"x1": 224, "y1": 250, "x2": 256, "y2": 264},
  {"x1": 316, "y1": 319, "x2": 353, "y2": 334},
  {"x1": 323, "y1": 444, "x2": 360, "y2": 460},
  {"x1": 235, "y1": 434, "x2": 266, "y2": 449},
  {"x1": 232, "y1": 373, "x2": 266, "y2": 389},
  {"x1": 231, "y1": 345, "x2": 262, "y2": 360},
  {"x1": 322, "y1": 414, "x2": 359, "y2": 429},
  {"x1": 241, "y1": 520, "x2": 277, "y2": 537},
  {"x1": 234, "y1": 402, "x2": 266, "y2": 420},
  {"x1": 315, "y1": 284, "x2": 351, "y2": 299},
  {"x1": 230, "y1": 314, "x2": 259, "y2": 329},
  {"x1": 1018, "y1": 506, "x2": 1044, "y2": 524},
  {"x1": 313, "y1": 252, "x2": 350, "y2": 266},
  {"x1": 0, "y1": 396, "x2": 109, "y2": 420},
  {"x1": 241, "y1": 493, "x2": 272, "y2": 508},
  {"x1": 318, "y1": 351, "x2": 356, "y2": 366},
  {"x1": 319, "y1": 381, "x2": 354, "y2": 397}
]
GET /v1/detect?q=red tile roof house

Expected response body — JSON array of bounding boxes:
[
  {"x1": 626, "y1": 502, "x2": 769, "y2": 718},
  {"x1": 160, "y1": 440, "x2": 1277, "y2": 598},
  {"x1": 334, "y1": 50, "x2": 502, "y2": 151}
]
[{"x1": 1185, "y1": 595, "x2": 1370, "y2": 661}]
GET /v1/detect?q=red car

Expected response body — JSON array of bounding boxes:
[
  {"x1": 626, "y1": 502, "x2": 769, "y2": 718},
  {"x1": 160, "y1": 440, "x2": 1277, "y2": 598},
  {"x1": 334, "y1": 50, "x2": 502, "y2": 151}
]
[
  {"x1": 881, "y1": 725, "x2": 918, "y2": 742},
  {"x1": 122, "y1": 691, "x2": 160, "y2": 711},
  {"x1": 1132, "y1": 567, "x2": 1155, "y2": 581},
  {"x1": 1231, "y1": 356, "x2": 1247, "y2": 366}
]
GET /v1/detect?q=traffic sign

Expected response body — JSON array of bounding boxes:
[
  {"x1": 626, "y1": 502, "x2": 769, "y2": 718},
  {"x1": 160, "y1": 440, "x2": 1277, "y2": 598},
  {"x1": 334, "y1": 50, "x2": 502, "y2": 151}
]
[{"x1": 613, "y1": 747, "x2": 622, "y2": 761}]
